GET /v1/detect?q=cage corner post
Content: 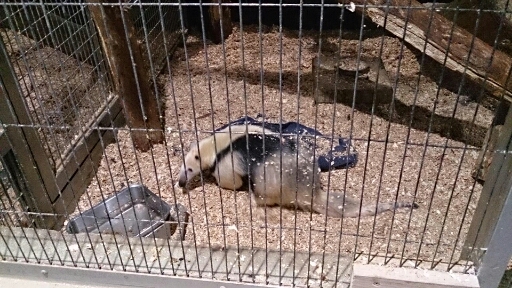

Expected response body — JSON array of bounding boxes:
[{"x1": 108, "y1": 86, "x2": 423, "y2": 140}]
[
  {"x1": 460, "y1": 103, "x2": 512, "y2": 288},
  {"x1": 471, "y1": 100, "x2": 511, "y2": 182},
  {"x1": 0, "y1": 37, "x2": 63, "y2": 229},
  {"x1": 87, "y1": 0, "x2": 164, "y2": 152}
]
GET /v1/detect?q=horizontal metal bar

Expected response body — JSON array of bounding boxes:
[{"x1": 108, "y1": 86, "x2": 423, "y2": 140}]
[{"x1": 1, "y1": 2, "x2": 511, "y2": 13}]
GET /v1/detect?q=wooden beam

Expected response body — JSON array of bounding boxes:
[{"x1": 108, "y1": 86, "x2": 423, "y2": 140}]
[
  {"x1": 56, "y1": 113, "x2": 122, "y2": 230},
  {"x1": 87, "y1": 1, "x2": 164, "y2": 152},
  {"x1": 52, "y1": 97, "x2": 125, "y2": 230},
  {"x1": 0, "y1": 38, "x2": 61, "y2": 229},
  {"x1": 461, "y1": 104, "x2": 512, "y2": 263},
  {"x1": 351, "y1": 264, "x2": 480, "y2": 288},
  {"x1": 0, "y1": 130, "x2": 9, "y2": 157},
  {"x1": 207, "y1": 0, "x2": 232, "y2": 44},
  {"x1": 55, "y1": 96, "x2": 122, "y2": 191},
  {"x1": 472, "y1": 100, "x2": 510, "y2": 182},
  {"x1": 340, "y1": 0, "x2": 512, "y2": 103}
]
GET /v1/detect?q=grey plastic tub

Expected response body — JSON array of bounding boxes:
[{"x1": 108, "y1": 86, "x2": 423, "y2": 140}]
[{"x1": 66, "y1": 184, "x2": 184, "y2": 239}]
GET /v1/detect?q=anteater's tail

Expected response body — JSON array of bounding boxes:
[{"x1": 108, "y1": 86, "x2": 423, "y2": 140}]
[{"x1": 313, "y1": 191, "x2": 419, "y2": 218}]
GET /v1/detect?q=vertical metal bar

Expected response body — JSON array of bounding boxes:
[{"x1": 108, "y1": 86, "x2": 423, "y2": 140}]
[
  {"x1": 136, "y1": 1, "x2": 176, "y2": 274},
  {"x1": 235, "y1": 0, "x2": 256, "y2": 283},
  {"x1": 120, "y1": 2, "x2": 166, "y2": 274},
  {"x1": 38, "y1": 2, "x2": 119, "y2": 270},
  {"x1": 87, "y1": 3, "x2": 146, "y2": 272},
  {"x1": 17, "y1": 2, "x2": 71, "y2": 167},
  {"x1": 156, "y1": 1, "x2": 187, "y2": 275},
  {"x1": 421, "y1": 2, "x2": 487, "y2": 266},
  {"x1": 215, "y1": 0, "x2": 241, "y2": 281},
  {"x1": 195, "y1": 0, "x2": 231, "y2": 279},
  {"x1": 160, "y1": 0, "x2": 199, "y2": 277},
  {"x1": 0, "y1": 158, "x2": 28, "y2": 262},
  {"x1": 256, "y1": 2, "x2": 269, "y2": 285},
  {"x1": 306, "y1": 2, "x2": 325, "y2": 286},
  {"x1": 320, "y1": 8, "x2": 346, "y2": 288},
  {"x1": 333, "y1": 6, "x2": 350, "y2": 285},
  {"x1": 461, "y1": 55, "x2": 512, "y2": 267},
  {"x1": 394, "y1": 0, "x2": 442, "y2": 265},
  {"x1": 353, "y1": 0, "x2": 389, "y2": 263},
  {"x1": 3, "y1": 1, "x2": 110, "y2": 265},
  {"x1": 292, "y1": 1, "x2": 305, "y2": 286},
  {"x1": 352, "y1": 0, "x2": 386, "y2": 263},
  {"x1": 112, "y1": 3, "x2": 162, "y2": 273},
  {"x1": 175, "y1": 0, "x2": 206, "y2": 277},
  {"x1": 276, "y1": 0, "x2": 285, "y2": 284},
  {"x1": 401, "y1": 3, "x2": 462, "y2": 267}
]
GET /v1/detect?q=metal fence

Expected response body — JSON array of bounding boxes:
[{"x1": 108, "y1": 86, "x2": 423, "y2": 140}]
[{"x1": 0, "y1": 1, "x2": 511, "y2": 287}]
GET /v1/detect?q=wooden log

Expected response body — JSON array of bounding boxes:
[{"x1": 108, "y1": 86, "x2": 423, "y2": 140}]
[
  {"x1": 339, "y1": 0, "x2": 512, "y2": 103},
  {"x1": 311, "y1": 54, "x2": 394, "y2": 105},
  {"x1": 87, "y1": 1, "x2": 164, "y2": 152},
  {"x1": 1, "y1": 38, "x2": 62, "y2": 229},
  {"x1": 207, "y1": 0, "x2": 232, "y2": 44},
  {"x1": 440, "y1": 0, "x2": 512, "y2": 56}
]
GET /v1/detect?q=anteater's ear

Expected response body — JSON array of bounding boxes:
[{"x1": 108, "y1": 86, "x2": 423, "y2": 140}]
[{"x1": 188, "y1": 141, "x2": 198, "y2": 151}]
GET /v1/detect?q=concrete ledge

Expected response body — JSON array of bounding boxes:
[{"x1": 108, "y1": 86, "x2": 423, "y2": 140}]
[
  {"x1": 0, "y1": 226, "x2": 351, "y2": 287},
  {"x1": 351, "y1": 263, "x2": 480, "y2": 288}
]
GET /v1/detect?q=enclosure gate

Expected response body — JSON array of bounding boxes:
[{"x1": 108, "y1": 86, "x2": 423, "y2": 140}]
[{"x1": 1, "y1": 1, "x2": 512, "y2": 288}]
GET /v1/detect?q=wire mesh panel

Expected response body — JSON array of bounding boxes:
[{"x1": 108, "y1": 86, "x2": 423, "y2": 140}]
[
  {"x1": 1, "y1": 0, "x2": 511, "y2": 287},
  {"x1": 0, "y1": 1, "x2": 180, "y2": 171},
  {"x1": 1, "y1": 2, "x2": 109, "y2": 171},
  {"x1": 0, "y1": 151, "x2": 29, "y2": 228},
  {"x1": 131, "y1": 1, "x2": 183, "y2": 76}
]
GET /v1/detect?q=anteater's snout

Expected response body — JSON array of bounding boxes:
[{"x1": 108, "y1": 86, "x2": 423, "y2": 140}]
[
  {"x1": 178, "y1": 178, "x2": 187, "y2": 187},
  {"x1": 177, "y1": 166, "x2": 188, "y2": 187}
]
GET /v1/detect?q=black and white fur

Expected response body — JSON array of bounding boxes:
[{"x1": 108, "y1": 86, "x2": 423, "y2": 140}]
[{"x1": 177, "y1": 124, "x2": 418, "y2": 218}]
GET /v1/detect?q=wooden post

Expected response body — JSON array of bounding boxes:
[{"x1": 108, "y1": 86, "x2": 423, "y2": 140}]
[
  {"x1": 207, "y1": 0, "x2": 232, "y2": 44},
  {"x1": 460, "y1": 104, "x2": 512, "y2": 287},
  {"x1": 87, "y1": 1, "x2": 164, "y2": 151},
  {"x1": 472, "y1": 100, "x2": 510, "y2": 182},
  {"x1": 339, "y1": 0, "x2": 512, "y2": 103},
  {"x1": 461, "y1": 103, "x2": 512, "y2": 261}
]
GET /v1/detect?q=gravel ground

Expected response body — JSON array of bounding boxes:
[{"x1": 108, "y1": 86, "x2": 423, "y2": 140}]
[{"x1": 75, "y1": 24, "x2": 494, "y2": 268}]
